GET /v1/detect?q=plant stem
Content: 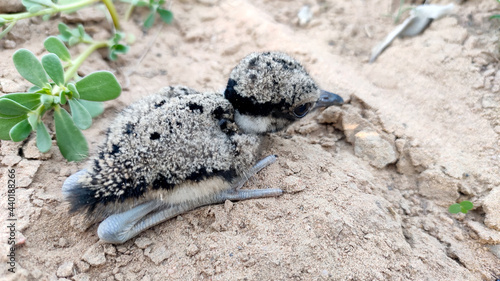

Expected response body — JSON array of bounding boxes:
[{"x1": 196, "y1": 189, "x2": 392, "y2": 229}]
[
  {"x1": 64, "y1": 41, "x2": 109, "y2": 83},
  {"x1": 0, "y1": 0, "x2": 100, "y2": 21},
  {"x1": 101, "y1": 0, "x2": 121, "y2": 30},
  {"x1": 0, "y1": 0, "x2": 120, "y2": 34},
  {"x1": 124, "y1": 4, "x2": 135, "y2": 21},
  {"x1": 0, "y1": 21, "x2": 16, "y2": 40}
]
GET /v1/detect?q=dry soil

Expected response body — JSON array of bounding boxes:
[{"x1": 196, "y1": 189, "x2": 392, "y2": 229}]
[{"x1": 1, "y1": 0, "x2": 500, "y2": 280}]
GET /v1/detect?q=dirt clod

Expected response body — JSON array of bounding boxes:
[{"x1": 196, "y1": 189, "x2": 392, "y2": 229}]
[
  {"x1": 186, "y1": 244, "x2": 200, "y2": 257},
  {"x1": 418, "y1": 168, "x2": 460, "y2": 206},
  {"x1": 16, "y1": 159, "x2": 41, "y2": 188},
  {"x1": 483, "y1": 186, "x2": 500, "y2": 231},
  {"x1": 56, "y1": 261, "x2": 74, "y2": 278},
  {"x1": 82, "y1": 244, "x2": 106, "y2": 266},
  {"x1": 144, "y1": 245, "x2": 170, "y2": 265},
  {"x1": 0, "y1": 1, "x2": 24, "y2": 13},
  {"x1": 354, "y1": 129, "x2": 397, "y2": 168},
  {"x1": 134, "y1": 237, "x2": 153, "y2": 249}
]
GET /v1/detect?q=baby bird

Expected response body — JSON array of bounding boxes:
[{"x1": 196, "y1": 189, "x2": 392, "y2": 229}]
[{"x1": 62, "y1": 52, "x2": 344, "y2": 244}]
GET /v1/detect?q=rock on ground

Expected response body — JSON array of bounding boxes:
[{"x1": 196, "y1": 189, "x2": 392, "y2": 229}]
[
  {"x1": 483, "y1": 186, "x2": 500, "y2": 231},
  {"x1": 353, "y1": 129, "x2": 397, "y2": 168},
  {"x1": 82, "y1": 244, "x2": 106, "y2": 266}
]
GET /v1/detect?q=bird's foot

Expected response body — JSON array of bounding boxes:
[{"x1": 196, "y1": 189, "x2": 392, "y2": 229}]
[
  {"x1": 232, "y1": 154, "x2": 278, "y2": 190},
  {"x1": 97, "y1": 154, "x2": 282, "y2": 244}
]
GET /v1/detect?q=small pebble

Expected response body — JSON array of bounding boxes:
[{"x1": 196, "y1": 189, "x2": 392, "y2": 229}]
[
  {"x1": 75, "y1": 261, "x2": 90, "y2": 273},
  {"x1": 224, "y1": 200, "x2": 234, "y2": 212},
  {"x1": 56, "y1": 261, "x2": 74, "y2": 278},
  {"x1": 1, "y1": 155, "x2": 22, "y2": 166},
  {"x1": 186, "y1": 244, "x2": 200, "y2": 257},
  {"x1": 134, "y1": 237, "x2": 153, "y2": 249},
  {"x1": 82, "y1": 243, "x2": 106, "y2": 266},
  {"x1": 16, "y1": 159, "x2": 41, "y2": 188},
  {"x1": 58, "y1": 237, "x2": 69, "y2": 248},
  {"x1": 103, "y1": 244, "x2": 117, "y2": 256},
  {"x1": 144, "y1": 245, "x2": 170, "y2": 265}
]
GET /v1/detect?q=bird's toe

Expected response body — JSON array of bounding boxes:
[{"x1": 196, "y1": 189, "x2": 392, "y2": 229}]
[{"x1": 62, "y1": 169, "x2": 87, "y2": 198}]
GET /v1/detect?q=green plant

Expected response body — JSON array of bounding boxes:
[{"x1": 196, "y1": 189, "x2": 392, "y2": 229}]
[
  {"x1": 0, "y1": 0, "x2": 120, "y2": 40},
  {"x1": 0, "y1": 37, "x2": 121, "y2": 161},
  {"x1": 56, "y1": 22, "x2": 130, "y2": 62},
  {"x1": 0, "y1": 0, "x2": 173, "y2": 161},
  {"x1": 121, "y1": 0, "x2": 173, "y2": 28},
  {"x1": 448, "y1": 200, "x2": 473, "y2": 214}
]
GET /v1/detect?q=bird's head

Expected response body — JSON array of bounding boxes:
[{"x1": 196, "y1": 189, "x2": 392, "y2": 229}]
[{"x1": 224, "y1": 52, "x2": 343, "y2": 134}]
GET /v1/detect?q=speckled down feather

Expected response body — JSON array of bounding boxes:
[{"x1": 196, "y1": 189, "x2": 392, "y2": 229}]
[
  {"x1": 69, "y1": 86, "x2": 260, "y2": 217},
  {"x1": 226, "y1": 52, "x2": 319, "y2": 105}
]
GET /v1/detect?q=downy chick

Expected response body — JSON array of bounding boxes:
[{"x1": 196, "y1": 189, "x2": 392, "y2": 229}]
[{"x1": 62, "y1": 52, "x2": 344, "y2": 243}]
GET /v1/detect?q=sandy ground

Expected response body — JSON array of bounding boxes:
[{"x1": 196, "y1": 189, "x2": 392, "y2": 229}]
[{"x1": 1, "y1": 0, "x2": 500, "y2": 280}]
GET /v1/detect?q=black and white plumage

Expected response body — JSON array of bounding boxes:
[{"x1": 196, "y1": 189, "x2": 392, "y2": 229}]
[{"x1": 62, "y1": 52, "x2": 344, "y2": 243}]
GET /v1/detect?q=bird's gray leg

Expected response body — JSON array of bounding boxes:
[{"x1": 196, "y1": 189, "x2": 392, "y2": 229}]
[
  {"x1": 98, "y1": 155, "x2": 282, "y2": 244},
  {"x1": 232, "y1": 154, "x2": 278, "y2": 190},
  {"x1": 98, "y1": 200, "x2": 195, "y2": 243}
]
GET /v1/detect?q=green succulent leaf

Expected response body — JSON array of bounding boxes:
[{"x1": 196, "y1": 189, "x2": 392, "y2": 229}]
[
  {"x1": 75, "y1": 71, "x2": 121, "y2": 101},
  {"x1": 0, "y1": 93, "x2": 41, "y2": 110},
  {"x1": 54, "y1": 106, "x2": 88, "y2": 161},
  {"x1": 40, "y1": 94, "x2": 54, "y2": 108},
  {"x1": 448, "y1": 204, "x2": 461, "y2": 214},
  {"x1": 57, "y1": 0, "x2": 81, "y2": 13},
  {"x1": 459, "y1": 200, "x2": 473, "y2": 212},
  {"x1": 36, "y1": 121, "x2": 52, "y2": 153},
  {"x1": 68, "y1": 99, "x2": 92, "y2": 130},
  {"x1": 68, "y1": 37, "x2": 80, "y2": 47},
  {"x1": 57, "y1": 23, "x2": 92, "y2": 46},
  {"x1": 144, "y1": 11, "x2": 156, "y2": 28},
  {"x1": 113, "y1": 44, "x2": 129, "y2": 53},
  {"x1": 157, "y1": 8, "x2": 173, "y2": 24},
  {"x1": 23, "y1": 0, "x2": 54, "y2": 13},
  {"x1": 9, "y1": 119, "x2": 32, "y2": 142},
  {"x1": 0, "y1": 98, "x2": 31, "y2": 116},
  {"x1": 22, "y1": 0, "x2": 54, "y2": 8},
  {"x1": 13, "y1": 49, "x2": 49, "y2": 88},
  {"x1": 58, "y1": 23, "x2": 73, "y2": 41},
  {"x1": 78, "y1": 100, "x2": 104, "y2": 117},
  {"x1": 109, "y1": 44, "x2": 130, "y2": 61},
  {"x1": 42, "y1": 53, "x2": 65, "y2": 86},
  {"x1": 0, "y1": 115, "x2": 28, "y2": 140},
  {"x1": 109, "y1": 32, "x2": 130, "y2": 61},
  {"x1": 29, "y1": 85, "x2": 42, "y2": 93},
  {"x1": 78, "y1": 24, "x2": 86, "y2": 37},
  {"x1": 67, "y1": 83, "x2": 80, "y2": 99},
  {"x1": 60, "y1": 91, "x2": 68, "y2": 105},
  {"x1": 44, "y1": 36, "x2": 71, "y2": 62},
  {"x1": 27, "y1": 112, "x2": 38, "y2": 130},
  {"x1": 112, "y1": 32, "x2": 125, "y2": 44}
]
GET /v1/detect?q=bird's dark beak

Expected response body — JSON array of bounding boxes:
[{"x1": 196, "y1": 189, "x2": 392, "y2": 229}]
[{"x1": 314, "y1": 90, "x2": 344, "y2": 108}]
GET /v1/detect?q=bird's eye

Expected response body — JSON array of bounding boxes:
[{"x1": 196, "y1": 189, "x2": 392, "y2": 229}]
[{"x1": 293, "y1": 102, "x2": 313, "y2": 118}]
